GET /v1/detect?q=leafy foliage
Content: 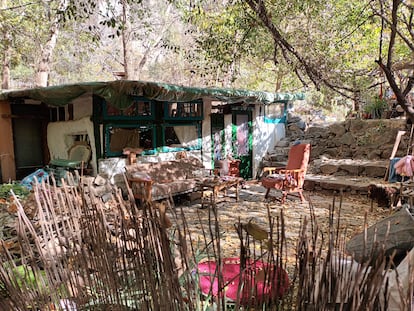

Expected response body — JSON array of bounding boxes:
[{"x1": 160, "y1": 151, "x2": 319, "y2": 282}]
[
  {"x1": 1, "y1": 0, "x2": 412, "y2": 112},
  {"x1": 0, "y1": 183, "x2": 29, "y2": 200}
]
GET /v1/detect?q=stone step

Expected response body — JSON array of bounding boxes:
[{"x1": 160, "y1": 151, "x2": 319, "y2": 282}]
[
  {"x1": 304, "y1": 174, "x2": 384, "y2": 195},
  {"x1": 311, "y1": 158, "x2": 389, "y2": 178},
  {"x1": 304, "y1": 158, "x2": 394, "y2": 195},
  {"x1": 261, "y1": 157, "x2": 394, "y2": 194}
]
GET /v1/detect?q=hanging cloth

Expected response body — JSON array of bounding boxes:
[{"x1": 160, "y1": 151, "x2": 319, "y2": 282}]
[{"x1": 394, "y1": 155, "x2": 414, "y2": 177}]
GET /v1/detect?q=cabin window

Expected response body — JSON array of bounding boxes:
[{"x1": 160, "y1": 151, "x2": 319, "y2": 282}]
[
  {"x1": 104, "y1": 97, "x2": 155, "y2": 120},
  {"x1": 161, "y1": 123, "x2": 201, "y2": 152},
  {"x1": 100, "y1": 97, "x2": 203, "y2": 157},
  {"x1": 105, "y1": 125, "x2": 155, "y2": 156},
  {"x1": 164, "y1": 101, "x2": 203, "y2": 120},
  {"x1": 50, "y1": 106, "x2": 66, "y2": 121},
  {"x1": 264, "y1": 102, "x2": 287, "y2": 123}
]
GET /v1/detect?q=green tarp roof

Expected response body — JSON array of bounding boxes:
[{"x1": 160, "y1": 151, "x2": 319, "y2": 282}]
[{"x1": 0, "y1": 80, "x2": 305, "y2": 109}]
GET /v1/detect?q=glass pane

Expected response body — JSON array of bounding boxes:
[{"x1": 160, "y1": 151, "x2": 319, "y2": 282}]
[
  {"x1": 236, "y1": 114, "x2": 249, "y2": 156},
  {"x1": 108, "y1": 127, "x2": 153, "y2": 153},
  {"x1": 107, "y1": 100, "x2": 152, "y2": 117},
  {"x1": 213, "y1": 131, "x2": 224, "y2": 161},
  {"x1": 132, "y1": 100, "x2": 152, "y2": 117},
  {"x1": 265, "y1": 103, "x2": 284, "y2": 119},
  {"x1": 167, "y1": 102, "x2": 202, "y2": 118},
  {"x1": 164, "y1": 125, "x2": 199, "y2": 148}
]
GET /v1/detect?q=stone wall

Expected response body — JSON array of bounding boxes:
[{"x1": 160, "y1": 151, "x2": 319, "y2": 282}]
[{"x1": 287, "y1": 118, "x2": 411, "y2": 161}]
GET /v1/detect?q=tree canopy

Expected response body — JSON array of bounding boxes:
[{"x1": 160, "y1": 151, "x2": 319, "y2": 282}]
[
  {"x1": 183, "y1": 0, "x2": 412, "y2": 111},
  {"x1": 0, "y1": 0, "x2": 412, "y2": 117}
]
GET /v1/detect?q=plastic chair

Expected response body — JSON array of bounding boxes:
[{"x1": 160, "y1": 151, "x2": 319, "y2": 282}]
[
  {"x1": 197, "y1": 257, "x2": 290, "y2": 306},
  {"x1": 49, "y1": 142, "x2": 91, "y2": 170},
  {"x1": 261, "y1": 143, "x2": 311, "y2": 203}
]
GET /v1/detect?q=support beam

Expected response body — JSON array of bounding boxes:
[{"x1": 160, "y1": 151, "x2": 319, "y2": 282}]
[{"x1": 0, "y1": 101, "x2": 16, "y2": 181}]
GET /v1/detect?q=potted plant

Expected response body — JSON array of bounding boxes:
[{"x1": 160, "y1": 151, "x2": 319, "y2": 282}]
[{"x1": 364, "y1": 96, "x2": 389, "y2": 119}]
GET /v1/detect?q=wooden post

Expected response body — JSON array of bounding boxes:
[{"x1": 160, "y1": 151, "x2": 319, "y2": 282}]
[{"x1": 0, "y1": 101, "x2": 16, "y2": 181}]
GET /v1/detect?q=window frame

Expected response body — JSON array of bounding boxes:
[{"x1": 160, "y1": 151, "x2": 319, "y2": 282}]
[
  {"x1": 104, "y1": 123, "x2": 157, "y2": 157},
  {"x1": 164, "y1": 101, "x2": 203, "y2": 121},
  {"x1": 103, "y1": 96, "x2": 156, "y2": 121},
  {"x1": 263, "y1": 101, "x2": 288, "y2": 124},
  {"x1": 160, "y1": 122, "x2": 202, "y2": 152}
]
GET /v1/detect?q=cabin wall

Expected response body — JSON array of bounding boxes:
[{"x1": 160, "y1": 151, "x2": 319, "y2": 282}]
[
  {"x1": 72, "y1": 93, "x2": 93, "y2": 120},
  {"x1": 253, "y1": 104, "x2": 285, "y2": 178},
  {"x1": 47, "y1": 117, "x2": 97, "y2": 175},
  {"x1": 0, "y1": 101, "x2": 16, "y2": 182},
  {"x1": 201, "y1": 99, "x2": 213, "y2": 170},
  {"x1": 46, "y1": 95, "x2": 97, "y2": 174},
  {"x1": 2, "y1": 92, "x2": 287, "y2": 184}
]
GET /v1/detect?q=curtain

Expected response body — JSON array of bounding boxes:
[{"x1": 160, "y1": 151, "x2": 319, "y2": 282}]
[{"x1": 173, "y1": 126, "x2": 198, "y2": 147}]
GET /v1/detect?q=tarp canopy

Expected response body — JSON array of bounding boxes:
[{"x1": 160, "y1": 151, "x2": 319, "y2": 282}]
[{"x1": 0, "y1": 80, "x2": 305, "y2": 109}]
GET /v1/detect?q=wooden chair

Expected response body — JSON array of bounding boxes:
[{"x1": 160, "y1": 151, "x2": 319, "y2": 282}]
[{"x1": 261, "y1": 143, "x2": 311, "y2": 203}]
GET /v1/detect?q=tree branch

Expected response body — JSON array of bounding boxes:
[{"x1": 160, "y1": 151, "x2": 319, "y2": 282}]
[{"x1": 245, "y1": 0, "x2": 357, "y2": 98}]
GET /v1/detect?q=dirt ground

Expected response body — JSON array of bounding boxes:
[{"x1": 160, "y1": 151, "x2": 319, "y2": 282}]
[{"x1": 169, "y1": 180, "x2": 391, "y2": 265}]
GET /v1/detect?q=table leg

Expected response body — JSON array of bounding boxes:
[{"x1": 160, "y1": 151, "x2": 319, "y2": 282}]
[{"x1": 213, "y1": 186, "x2": 219, "y2": 205}]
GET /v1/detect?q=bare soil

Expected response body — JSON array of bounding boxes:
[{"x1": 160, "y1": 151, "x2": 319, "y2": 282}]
[{"x1": 170, "y1": 180, "x2": 391, "y2": 264}]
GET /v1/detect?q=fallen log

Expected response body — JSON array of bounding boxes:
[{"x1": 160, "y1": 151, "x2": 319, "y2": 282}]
[{"x1": 346, "y1": 206, "x2": 414, "y2": 264}]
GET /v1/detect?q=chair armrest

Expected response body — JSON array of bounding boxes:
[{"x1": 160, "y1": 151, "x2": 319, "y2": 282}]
[
  {"x1": 278, "y1": 168, "x2": 305, "y2": 174},
  {"x1": 263, "y1": 166, "x2": 286, "y2": 175}
]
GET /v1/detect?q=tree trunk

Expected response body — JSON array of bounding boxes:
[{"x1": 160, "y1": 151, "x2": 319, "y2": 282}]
[
  {"x1": 132, "y1": 3, "x2": 174, "y2": 80},
  {"x1": 375, "y1": 0, "x2": 414, "y2": 122},
  {"x1": 0, "y1": 0, "x2": 10, "y2": 89},
  {"x1": 121, "y1": 0, "x2": 131, "y2": 80},
  {"x1": 35, "y1": 2, "x2": 62, "y2": 87},
  {"x1": 1, "y1": 34, "x2": 11, "y2": 90}
]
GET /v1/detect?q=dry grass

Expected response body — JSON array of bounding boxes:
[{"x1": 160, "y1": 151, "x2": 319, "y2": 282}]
[{"x1": 0, "y1": 176, "x2": 412, "y2": 310}]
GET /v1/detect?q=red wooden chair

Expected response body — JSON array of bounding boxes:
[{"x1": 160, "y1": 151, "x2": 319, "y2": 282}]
[{"x1": 261, "y1": 143, "x2": 311, "y2": 203}]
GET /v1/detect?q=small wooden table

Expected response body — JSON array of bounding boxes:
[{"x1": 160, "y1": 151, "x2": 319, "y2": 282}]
[{"x1": 198, "y1": 176, "x2": 243, "y2": 208}]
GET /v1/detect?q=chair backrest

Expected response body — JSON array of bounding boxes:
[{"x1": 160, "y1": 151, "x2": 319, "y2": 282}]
[
  {"x1": 285, "y1": 143, "x2": 311, "y2": 171},
  {"x1": 68, "y1": 143, "x2": 92, "y2": 163}
]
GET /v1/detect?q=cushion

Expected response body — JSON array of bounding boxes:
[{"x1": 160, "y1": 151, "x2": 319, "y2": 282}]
[
  {"x1": 127, "y1": 171, "x2": 152, "y2": 181},
  {"x1": 151, "y1": 180, "x2": 197, "y2": 200},
  {"x1": 126, "y1": 158, "x2": 204, "y2": 200},
  {"x1": 261, "y1": 174, "x2": 298, "y2": 190}
]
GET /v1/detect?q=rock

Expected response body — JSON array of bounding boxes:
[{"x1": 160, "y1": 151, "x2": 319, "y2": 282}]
[
  {"x1": 364, "y1": 165, "x2": 387, "y2": 178},
  {"x1": 340, "y1": 164, "x2": 363, "y2": 176},
  {"x1": 348, "y1": 120, "x2": 365, "y2": 132},
  {"x1": 303, "y1": 180, "x2": 316, "y2": 191},
  {"x1": 340, "y1": 132, "x2": 356, "y2": 146},
  {"x1": 275, "y1": 140, "x2": 290, "y2": 147},
  {"x1": 324, "y1": 148, "x2": 339, "y2": 158},
  {"x1": 288, "y1": 123, "x2": 303, "y2": 134},
  {"x1": 94, "y1": 175, "x2": 107, "y2": 186},
  {"x1": 329, "y1": 123, "x2": 346, "y2": 136},
  {"x1": 346, "y1": 207, "x2": 414, "y2": 263},
  {"x1": 319, "y1": 164, "x2": 338, "y2": 175},
  {"x1": 305, "y1": 126, "x2": 323, "y2": 134},
  {"x1": 367, "y1": 150, "x2": 381, "y2": 160},
  {"x1": 101, "y1": 192, "x2": 113, "y2": 203},
  {"x1": 295, "y1": 120, "x2": 307, "y2": 130}
]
